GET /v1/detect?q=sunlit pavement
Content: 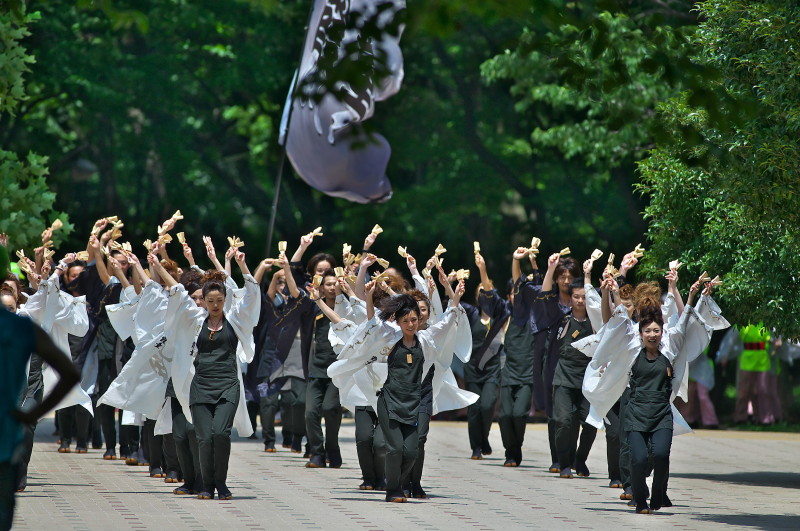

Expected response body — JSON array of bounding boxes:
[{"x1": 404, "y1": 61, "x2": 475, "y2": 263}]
[{"x1": 14, "y1": 418, "x2": 800, "y2": 530}]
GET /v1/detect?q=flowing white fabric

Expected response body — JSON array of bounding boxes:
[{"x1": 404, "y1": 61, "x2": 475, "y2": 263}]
[
  {"x1": 577, "y1": 300, "x2": 717, "y2": 435},
  {"x1": 165, "y1": 274, "x2": 260, "y2": 437},
  {"x1": 328, "y1": 304, "x2": 477, "y2": 414},
  {"x1": 19, "y1": 274, "x2": 92, "y2": 415},
  {"x1": 99, "y1": 280, "x2": 170, "y2": 418}
]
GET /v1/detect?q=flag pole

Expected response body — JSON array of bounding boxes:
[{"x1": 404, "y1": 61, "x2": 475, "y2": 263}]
[{"x1": 264, "y1": 1, "x2": 318, "y2": 258}]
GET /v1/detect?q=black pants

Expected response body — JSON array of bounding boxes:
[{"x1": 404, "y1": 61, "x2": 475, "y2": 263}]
[
  {"x1": 259, "y1": 393, "x2": 279, "y2": 446},
  {"x1": 0, "y1": 461, "x2": 17, "y2": 531},
  {"x1": 410, "y1": 411, "x2": 430, "y2": 486},
  {"x1": 466, "y1": 380, "x2": 498, "y2": 452},
  {"x1": 618, "y1": 390, "x2": 632, "y2": 488},
  {"x1": 354, "y1": 407, "x2": 386, "y2": 483},
  {"x1": 143, "y1": 419, "x2": 163, "y2": 471},
  {"x1": 376, "y1": 396, "x2": 417, "y2": 500},
  {"x1": 305, "y1": 377, "x2": 342, "y2": 458},
  {"x1": 282, "y1": 379, "x2": 306, "y2": 449},
  {"x1": 162, "y1": 433, "x2": 180, "y2": 475},
  {"x1": 605, "y1": 401, "x2": 622, "y2": 481},
  {"x1": 118, "y1": 414, "x2": 140, "y2": 455},
  {"x1": 95, "y1": 403, "x2": 116, "y2": 451},
  {"x1": 17, "y1": 395, "x2": 41, "y2": 490},
  {"x1": 552, "y1": 385, "x2": 597, "y2": 469},
  {"x1": 59, "y1": 405, "x2": 91, "y2": 447},
  {"x1": 629, "y1": 429, "x2": 672, "y2": 509},
  {"x1": 531, "y1": 331, "x2": 548, "y2": 411},
  {"x1": 172, "y1": 398, "x2": 201, "y2": 488},
  {"x1": 499, "y1": 383, "x2": 532, "y2": 463},
  {"x1": 191, "y1": 399, "x2": 238, "y2": 490}
]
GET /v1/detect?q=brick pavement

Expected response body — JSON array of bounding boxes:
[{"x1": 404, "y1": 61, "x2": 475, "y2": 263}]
[{"x1": 14, "y1": 418, "x2": 800, "y2": 530}]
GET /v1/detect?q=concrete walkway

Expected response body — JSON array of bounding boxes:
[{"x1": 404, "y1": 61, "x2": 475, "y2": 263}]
[{"x1": 14, "y1": 419, "x2": 800, "y2": 530}]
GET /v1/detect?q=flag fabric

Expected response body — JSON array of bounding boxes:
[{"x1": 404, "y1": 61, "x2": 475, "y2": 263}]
[{"x1": 280, "y1": 0, "x2": 406, "y2": 203}]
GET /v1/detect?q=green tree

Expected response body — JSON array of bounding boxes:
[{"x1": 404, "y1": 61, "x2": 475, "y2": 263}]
[
  {"x1": 638, "y1": 1, "x2": 800, "y2": 337},
  {"x1": 0, "y1": 7, "x2": 71, "y2": 252}
]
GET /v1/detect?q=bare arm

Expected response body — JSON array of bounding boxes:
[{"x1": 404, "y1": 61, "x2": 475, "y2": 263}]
[
  {"x1": 541, "y1": 253, "x2": 560, "y2": 292},
  {"x1": 355, "y1": 253, "x2": 377, "y2": 300},
  {"x1": 511, "y1": 247, "x2": 528, "y2": 283},
  {"x1": 290, "y1": 234, "x2": 314, "y2": 262},
  {"x1": 149, "y1": 253, "x2": 177, "y2": 288},
  {"x1": 309, "y1": 285, "x2": 343, "y2": 324},
  {"x1": 280, "y1": 253, "x2": 301, "y2": 298},
  {"x1": 203, "y1": 236, "x2": 224, "y2": 272},
  {"x1": 666, "y1": 268, "x2": 684, "y2": 316},
  {"x1": 475, "y1": 252, "x2": 493, "y2": 291},
  {"x1": 253, "y1": 258, "x2": 275, "y2": 285}
]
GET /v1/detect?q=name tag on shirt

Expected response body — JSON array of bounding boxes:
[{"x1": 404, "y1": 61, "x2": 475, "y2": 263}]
[
  {"x1": 572, "y1": 329, "x2": 580, "y2": 339},
  {"x1": 407, "y1": 353, "x2": 413, "y2": 364}
]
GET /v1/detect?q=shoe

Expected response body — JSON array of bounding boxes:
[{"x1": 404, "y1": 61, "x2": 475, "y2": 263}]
[
  {"x1": 470, "y1": 448, "x2": 482, "y2": 460},
  {"x1": 149, "y1": 467, "x2": 165, "y2": 478},
  {"x1": 609, "y1": 479, "x2": 623, "y2": 488},
  {"x1": 264, "y1": 444, "x2": 277, "y2": 453},
  {"x1": 559, "y1": 467, "x2": 574, "y2": 479},
  {"x1": 217, "y1": 484, "x2": 233, "y2": 500},
  {"x1": 635, "y1": 505, "x2": 652, "y2": 514},
  {"x1": 410, "y1": 483, "x2": 427, "y2": 499},
  {"x1": 165, "y1": 470, "x2": 181, "y2": 483},
  {"x1": 58, "y1": 440, "x2": 71, "y2": 453},
  {"x1": 627, "y1": 500, "x2": 636, "y2": 507},
  {"x1": 119, "y1": 445, "x2": 129, "y2": 460},
  {"x1": 503, "y1": 458, "x2": 518, "y2": 467},
  {"x1": 548, "y1": 463, "x2": 560, "y2": 473},
  {"x1": 173, "y1": 484, "x2": 195, "y2": 495},
  {"x1": 662, "y1": 495, "x2": 673, "y2": 508},
  {"x1": 75, "y1": 447, "x2": 88, "y2": 454},
  {"x1": 125, "y1": 456, "x2": 138, "y2": 466},
  {"x1": 481, "y1": 446, "x2": 492, "y2": 456},
  {"x1": 374, "y1": 480, "x2": 387, "y2": 491},
  {"x1": 92, "y1": 442, "x2": 103, "y2": 450},
  {"x1": 620, "y1": 487, "x2": 633, "y2": 500},
  {"x1": 359, "y1": 480, "x2": 375, "y2": 491},
  {"x1": 386, "y1": 496, "x2": 407, "y2": 503},
  {"x1": 574, "y1": 462, "x2": 590, "y2": 477},
  {"x1": 136, "y1": 449, "x2": 149, "y2": 467},
  {"x1": 16, "y1": 476, "x2": 27, "y2": 493},
  {"x1": 197, "y1": 487, "x2": 214, "y2": 500},
  {"x1": 305, "y1": 455, "x2": 326, "y2": 468},
  {"x1": 328, "y1": 449, "x2": 342, "y2": 469},
  {"x1": 282, "y1": 442, "x2": 292, "y2": 449},
  {"x1": 103, "y1": 448, "x2": 117, "y2": 460}
]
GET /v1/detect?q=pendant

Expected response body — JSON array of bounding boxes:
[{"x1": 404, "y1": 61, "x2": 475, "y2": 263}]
[
  {"x1": 406, "y1": 353, "x2": 413, "y2": 365},
  {"x1": 209, "y1": 330, "x2": 216, "y2": 341}
]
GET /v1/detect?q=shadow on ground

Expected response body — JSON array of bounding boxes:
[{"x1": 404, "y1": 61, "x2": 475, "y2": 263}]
[{"x1": 672, "y1": 471, "x2": 800, "y2": 490}]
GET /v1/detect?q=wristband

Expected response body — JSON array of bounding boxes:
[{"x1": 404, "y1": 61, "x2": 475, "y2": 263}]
[{"x1": 57, "y1": 261, "x2": 67, "y2": 270}]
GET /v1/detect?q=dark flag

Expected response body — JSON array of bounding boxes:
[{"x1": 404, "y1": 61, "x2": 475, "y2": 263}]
[{"x1": 279, "y1": 0, "x2": 405, "y2": 204}]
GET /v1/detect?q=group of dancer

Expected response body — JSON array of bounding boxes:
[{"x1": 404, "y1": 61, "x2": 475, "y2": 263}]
[{"x1": 2, "y1": 211, "x2": 729, "y2": 512}]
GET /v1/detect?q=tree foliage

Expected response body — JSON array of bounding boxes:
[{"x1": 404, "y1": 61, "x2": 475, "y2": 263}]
[
  {"x1": 638, "y1": 1, "x2": 800, "y2": 338},
  {"x1": 0, "y1": 8, "x2": 72, "y2": 252}
]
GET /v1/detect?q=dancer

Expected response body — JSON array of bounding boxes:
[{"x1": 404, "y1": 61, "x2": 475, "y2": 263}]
[
  {"x1": 332, "y1": 271, "x2": 472, "y2": 503},
  {"x1": 475, "y1": 250, "x2": 533, "y2": 467},
  {"x1": 152, "y1": 248, "x2": 259, "y2": 500}
]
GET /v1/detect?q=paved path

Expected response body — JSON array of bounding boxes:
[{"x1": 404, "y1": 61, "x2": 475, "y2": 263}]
[{"x1": 14, "y1": 419, "x2": 800, "y2": 530}]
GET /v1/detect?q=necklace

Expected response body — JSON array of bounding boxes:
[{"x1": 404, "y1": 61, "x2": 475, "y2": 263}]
[{"x1": 208, "y1": 315, "x2": 223, "y2": 341}]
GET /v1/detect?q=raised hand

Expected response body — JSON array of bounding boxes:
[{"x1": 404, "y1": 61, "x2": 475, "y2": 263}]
[
  {"x1": 547, "y1": 252, "x2": 560, "y2": 271},
  {"x1": 41, "y1": 227, "x2": 53, "y2": 245},
  {"x1": 62, "y1": 252, "x2": 78, "y2": 265},
  {"x1": 475, "y1": 253, "x2": 486, "y2": 270},
  {"x1": 363, "y1": 231, "x2": 378, "y2": 250},
  {"x1": 361, "y1": 253, "x2": 378, "y2": 267},
  {"x1": 512, "y1": 247, "x2": 529, "y2": 260}
]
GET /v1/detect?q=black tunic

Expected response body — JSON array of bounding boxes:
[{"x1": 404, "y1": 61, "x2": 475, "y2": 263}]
[
  {"x1": 552, "y1": 316, "x2": 594, "y2": 389},
  {"x1": 463, "y1": 316, "x2": 501, "y2": 384},
  {"x1": 308, "y1": 312, "x2": 337, "y2": 378},
  {"x1": 502, "y1": 320, "x2": 534, "y2": 386},
  {"x1": 190, "y1": 320, "x2": 240, "y2": 406},
  {"x1": 624, "y1": 350, "x2": 673, "y2": 433},
  {"x1": 380, "y1": 340, "x2": 425, "y2": 425}
]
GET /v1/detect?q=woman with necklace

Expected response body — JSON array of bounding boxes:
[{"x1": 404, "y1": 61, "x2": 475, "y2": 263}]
[{"x1": 151, "y1": 248, "x2": 260, "y2": 501}]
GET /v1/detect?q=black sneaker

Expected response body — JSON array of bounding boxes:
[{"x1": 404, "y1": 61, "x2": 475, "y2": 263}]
[
  {"x1": 305, "y1": 455, "x2": 326, "y2": 468},
  {"x1": 574, "y1": 461, "x2": 590, "y2": 477},
  {"x1": 411, "y1": 483, "x2": 427, "y2": 499},
  {"x1": 328, "y1": 449, "x2": 342, "y2": 468}
]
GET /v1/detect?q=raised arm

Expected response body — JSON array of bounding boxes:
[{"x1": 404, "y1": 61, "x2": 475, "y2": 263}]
[
  {"x1": 279, "y1": 252, "x2": 301, "y2": 298},
  {"x1": 108, "y1": 255, "x2": 131, "y2": 289},
  {"x1": 541, "y1": 252, "x2": 560, "y2": 292},
  {"x1": 365, "y1": 280, "x2": 377, "y2": 321},
  {"x1": 666, "y1": 268, "x2": 684, "y2": 316},
  {"x1": 203, "y1": 236, "x2": 224, "y2": 272},
  {"x1": 308, "y1": 284, "x2": 344, "y2": 324},
  {"x1": 253, "y1": 258, "x2": 275, "y2": 285},
  {"x1": 511, "y1": 247, "x2": 529, "y2": 283},
  {"x1": 149, "y1": 252, "x2": 177, "y2": 288},
  {"x1": 355, "y1": 253, "x2": 377, "y2": 300},
  {"x1": 475, "y1": 252, "x2": 493, "y2": 291},
  {"x1": 182, "y1": 242, "x2": 196, "y2": 268},
  {"x1": 290, "y1": 233, "x2": 315, "y2": 263}
]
